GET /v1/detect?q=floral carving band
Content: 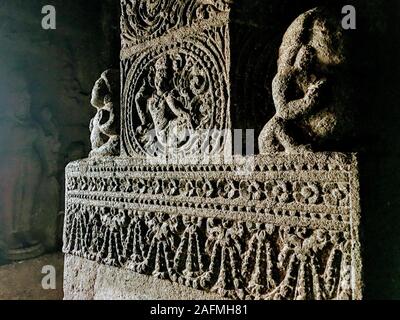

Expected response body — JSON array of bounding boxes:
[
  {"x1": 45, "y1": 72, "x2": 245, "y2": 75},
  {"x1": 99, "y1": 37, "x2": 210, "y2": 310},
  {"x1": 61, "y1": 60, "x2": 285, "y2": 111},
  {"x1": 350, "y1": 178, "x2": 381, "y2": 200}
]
[{"x1": 63, "y1": 153, "x2": 362, "y2": 300}]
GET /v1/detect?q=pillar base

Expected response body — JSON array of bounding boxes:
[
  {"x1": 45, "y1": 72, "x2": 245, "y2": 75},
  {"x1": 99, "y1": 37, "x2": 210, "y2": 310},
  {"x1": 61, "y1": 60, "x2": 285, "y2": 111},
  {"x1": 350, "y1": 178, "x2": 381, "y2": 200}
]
[{"x1": 63, "y1": 254, "x2": 224, "y2": 300}]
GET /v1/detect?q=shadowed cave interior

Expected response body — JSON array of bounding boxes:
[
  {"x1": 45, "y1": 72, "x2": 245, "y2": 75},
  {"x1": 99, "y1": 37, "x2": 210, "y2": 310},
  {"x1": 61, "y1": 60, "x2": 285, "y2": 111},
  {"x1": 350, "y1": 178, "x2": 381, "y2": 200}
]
[{"x1": 0, "y1": 0, "x2": 399, "y2": 299}]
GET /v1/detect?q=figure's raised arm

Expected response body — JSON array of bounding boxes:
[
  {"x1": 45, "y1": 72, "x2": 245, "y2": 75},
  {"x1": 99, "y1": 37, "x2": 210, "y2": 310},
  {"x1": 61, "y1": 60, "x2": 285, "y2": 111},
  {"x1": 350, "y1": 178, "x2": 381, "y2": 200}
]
[
  {"x1": 273, "y1": 69, "x2": 327, "y2": 121},
  {"x1": 165, "y1": 93, "x2": 189, "y2": 120}
]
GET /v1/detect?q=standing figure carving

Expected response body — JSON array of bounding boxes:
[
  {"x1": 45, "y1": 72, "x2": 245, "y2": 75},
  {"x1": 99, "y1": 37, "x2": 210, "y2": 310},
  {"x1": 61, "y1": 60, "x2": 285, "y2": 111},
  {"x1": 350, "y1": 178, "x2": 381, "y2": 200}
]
[{"x1": 0, "y1": 74, "x2": 44, "y2": 260}]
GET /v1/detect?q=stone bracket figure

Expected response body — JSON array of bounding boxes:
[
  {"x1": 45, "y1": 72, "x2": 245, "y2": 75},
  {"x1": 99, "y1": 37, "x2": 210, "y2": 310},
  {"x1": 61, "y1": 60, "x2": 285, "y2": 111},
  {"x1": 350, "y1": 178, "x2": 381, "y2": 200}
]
[
  {"x1": 259, "y1": 45, "x2": 327, "y2": 153},
  {"x1": 258, "y1": 8, "x2": 348, "y2": 154},
  {"x1": 89, "y1": 69, "x2": 120, "y2": 157}
]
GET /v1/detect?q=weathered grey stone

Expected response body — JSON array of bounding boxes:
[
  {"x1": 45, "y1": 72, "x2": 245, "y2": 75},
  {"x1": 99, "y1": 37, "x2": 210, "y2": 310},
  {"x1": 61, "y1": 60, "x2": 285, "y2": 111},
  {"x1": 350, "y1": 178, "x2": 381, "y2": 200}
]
[
  {"x1": 63, "y1": 2, "x2": 362, "y2": 300},
  {"x1": 64, "y1": 254, "x2": 224, "y2": 300},
  {"x1": 259, "y1": 7, "x2": 351, "y2": 154},
  {"x1": 63, "y1": 153, "x2": 362, "y2": 300},
  {"x1": 89, "y1": 69, "x2": 120, "y2": 158}
]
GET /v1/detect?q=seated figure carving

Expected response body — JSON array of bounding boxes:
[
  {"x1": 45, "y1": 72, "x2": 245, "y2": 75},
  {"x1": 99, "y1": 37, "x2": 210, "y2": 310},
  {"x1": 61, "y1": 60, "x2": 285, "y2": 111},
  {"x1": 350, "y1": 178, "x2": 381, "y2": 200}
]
[
  {"x1": 259, "y1": 8, "x2": 349, "y2": 154},
  {"x1": 89, "y1": 69, "x2": 120, "y2": 157},
  {"x1": 135, "y1": 56, "x2": 193, "y2": 155}
]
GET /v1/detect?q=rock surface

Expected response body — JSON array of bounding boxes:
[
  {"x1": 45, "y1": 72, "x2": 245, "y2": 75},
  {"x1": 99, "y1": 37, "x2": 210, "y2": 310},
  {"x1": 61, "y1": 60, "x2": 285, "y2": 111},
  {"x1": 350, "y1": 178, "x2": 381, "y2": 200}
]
[
  {"x1": 259, "y1": 7, "x2": 351, "y2": 154},
  {"x1": 64, "y1": 254, "x2": 223, "y2": 300},
  {"x1": 0, "y1": 253, "x2": 63, "y2": 300},
  {"x1": 63, "y1": 154, "x2": 362, "y2": 300}
]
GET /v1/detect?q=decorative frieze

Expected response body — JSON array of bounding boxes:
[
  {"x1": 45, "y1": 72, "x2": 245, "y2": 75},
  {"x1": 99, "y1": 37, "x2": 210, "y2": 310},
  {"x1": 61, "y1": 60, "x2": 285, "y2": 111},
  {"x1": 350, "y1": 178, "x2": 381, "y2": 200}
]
[{"x1": 63, "y1": 154, "x2": 362, "y2": 300}]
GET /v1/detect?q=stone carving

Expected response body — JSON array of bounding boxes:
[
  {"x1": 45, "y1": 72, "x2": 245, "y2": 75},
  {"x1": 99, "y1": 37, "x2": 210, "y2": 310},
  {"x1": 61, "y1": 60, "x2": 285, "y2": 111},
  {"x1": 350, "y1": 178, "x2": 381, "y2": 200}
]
[
  {"x1": 89, "y1": 69, "x2": 120, "y2": 157},
  {"x1": 120, "y1": 0, "x2": 231, "y2": 158},
  {"x1": 259, "y1": 8, "x2": 350, "y2": 154},
  {"x1": 122, "y1": 32, "x2": 230, "y2": 158},
  {"x1": 0, "y1": 74, "x2": 44, "y2": 260},
  {"x1": 35, "y1": 107, "x2": 62, "y2": 249},
  {"x1": 63, "y1": 4, "x2": 362, "y2": 301},
  {"x1": 63, "y1": 154, "x2": 362, "y2": 300},
  {"x1": 120, "y1": 0, "x2": 230, "y2": 48}
]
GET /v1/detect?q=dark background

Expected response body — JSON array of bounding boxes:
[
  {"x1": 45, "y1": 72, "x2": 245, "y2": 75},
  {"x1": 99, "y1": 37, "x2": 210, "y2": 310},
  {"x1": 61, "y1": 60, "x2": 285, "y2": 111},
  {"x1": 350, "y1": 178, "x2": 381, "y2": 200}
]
[{"x1": 0, "y1": 0, "x2": 399, "y2": 299}]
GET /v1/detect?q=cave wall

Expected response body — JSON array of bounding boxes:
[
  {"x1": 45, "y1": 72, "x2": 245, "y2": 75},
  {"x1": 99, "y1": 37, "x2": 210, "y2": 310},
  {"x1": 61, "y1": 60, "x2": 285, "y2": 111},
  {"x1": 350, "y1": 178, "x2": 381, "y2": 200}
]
[
  {"x1": 352, "y1": 0, "x2": 400, "y2": 300},
  {"x1": 0, "y1": 0, "x2": 119, "y2": 258}
]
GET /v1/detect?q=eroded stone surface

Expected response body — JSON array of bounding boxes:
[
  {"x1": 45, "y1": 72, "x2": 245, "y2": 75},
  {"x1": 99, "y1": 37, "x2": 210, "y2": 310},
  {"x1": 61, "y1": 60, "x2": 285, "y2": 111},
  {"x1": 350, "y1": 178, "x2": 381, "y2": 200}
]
[
  {"x1": 121, "y1": 0, "x2": 231, "y2": 158},
  {"x1": 120, "y1": 0, "x2": 231, "y2": 50},
  {"x1": 64, "y1": 254, "x2": 224, "y2": 300},
  {"x1": 63, "y1": 154, "x2": 362, "y2": 300},
  {"x1": 89, "y1": 69, "x2": 120, "y2": 158},
  {"x1": 259, "y1": 7, "x2": 351, "y2": 154},
  {"x1": 63, "y1": 2, "x2": 363, "y2": 301}
]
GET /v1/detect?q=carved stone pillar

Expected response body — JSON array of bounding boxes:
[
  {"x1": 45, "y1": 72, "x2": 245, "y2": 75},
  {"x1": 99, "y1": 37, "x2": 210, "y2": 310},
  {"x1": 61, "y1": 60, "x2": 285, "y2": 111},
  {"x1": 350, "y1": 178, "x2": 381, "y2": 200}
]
[
  {"x1": 120, "y1": 0, "x2": 231, "y2": 159},
  {"x1": 63, "y1": 1, "x2": 362, "y2": 300}
]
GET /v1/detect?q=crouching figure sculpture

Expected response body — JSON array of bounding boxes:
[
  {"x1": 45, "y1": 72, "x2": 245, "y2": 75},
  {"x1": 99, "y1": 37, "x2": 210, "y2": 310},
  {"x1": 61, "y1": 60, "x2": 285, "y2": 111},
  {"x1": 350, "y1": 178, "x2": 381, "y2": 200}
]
[{"x1": 259, "y1": 8, "x2": 351, "y2": 154}]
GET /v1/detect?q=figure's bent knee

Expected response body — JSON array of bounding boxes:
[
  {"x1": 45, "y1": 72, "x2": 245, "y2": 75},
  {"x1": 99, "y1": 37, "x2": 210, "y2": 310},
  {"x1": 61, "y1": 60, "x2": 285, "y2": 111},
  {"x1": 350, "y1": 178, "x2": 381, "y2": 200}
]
[{"x1": 258, "y1": 116, "x2": 282, "y2": 154}]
